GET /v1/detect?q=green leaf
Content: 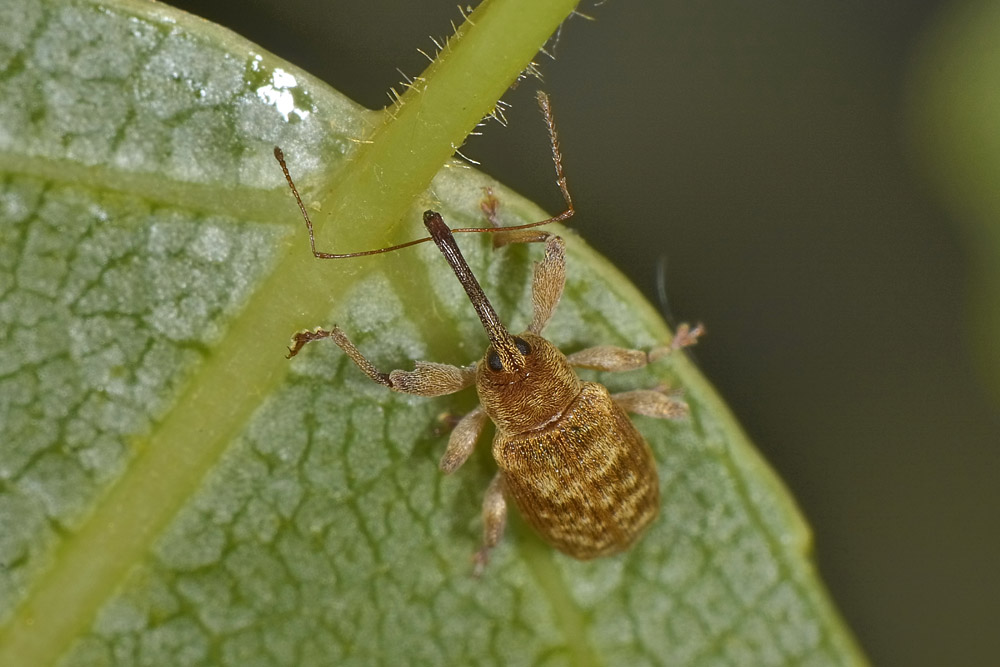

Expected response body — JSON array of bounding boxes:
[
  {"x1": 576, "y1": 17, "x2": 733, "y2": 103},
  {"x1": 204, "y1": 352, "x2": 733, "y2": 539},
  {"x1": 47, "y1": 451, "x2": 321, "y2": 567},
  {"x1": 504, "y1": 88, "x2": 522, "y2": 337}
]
[{"x1": 0, "y1": 0, "x2": 866, "y2": 665}]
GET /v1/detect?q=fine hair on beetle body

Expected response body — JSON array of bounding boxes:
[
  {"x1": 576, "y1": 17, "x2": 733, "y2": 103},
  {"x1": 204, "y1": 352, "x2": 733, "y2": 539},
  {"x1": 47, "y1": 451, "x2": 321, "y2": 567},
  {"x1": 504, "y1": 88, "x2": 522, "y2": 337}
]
[{"x1": 275, "y1": 91, "x2": 703, "y2": 575}]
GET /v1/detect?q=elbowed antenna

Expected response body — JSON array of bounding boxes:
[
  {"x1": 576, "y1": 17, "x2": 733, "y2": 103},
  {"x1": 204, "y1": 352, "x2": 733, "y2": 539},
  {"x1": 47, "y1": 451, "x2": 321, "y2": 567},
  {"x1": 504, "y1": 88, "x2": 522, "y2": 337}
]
[
  {"x1": 422, "y1": 211, "x2": 524, "y2": 372},
  {"x1": 274, "y1": 91, "x2": 573, "y2": 260}
]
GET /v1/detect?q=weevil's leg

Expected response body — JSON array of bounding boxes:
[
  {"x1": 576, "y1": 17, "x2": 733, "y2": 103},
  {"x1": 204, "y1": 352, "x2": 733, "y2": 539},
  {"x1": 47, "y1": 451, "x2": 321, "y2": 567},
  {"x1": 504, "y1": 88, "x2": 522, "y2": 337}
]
[
  {"x1": 612, "y1": 389, "x2": 689, "y2": 420},
  {"x1": 567, "y1": 322, "x2": 705, "y2": 371},
  {"x1": 566, "y1": 345, "x2": 648, "y2": 372},
  {"x1": 439, "y1": 406, "x2": 488, "y2": 474},
  {"x1": 287, "y1": 326, "x2": 476, "y2": 397},
  {"x1": 528, "y1": 235, "x2": 566, "y2": 334},
  {"x1": 648, "y1": 322, "x2": 705, "y2": 362},
  {"x1": 481, "y1": 187, "x2": 554, "y2": 248},
  {"x1": 472, "y1": 472, "x2": 508, "y2": 577},
  {"x1": 481, "y1": 91, "x2": 573, "y2": 250},
  {"x1": 493, "y1": 228, "x2": 554, "y2": 247},
  {"x1": 480, "y1": 187, "x2": 502, "y2": 228},
  {"x1": 477, "y1": 188, "x2": 567, "y2": 333}
]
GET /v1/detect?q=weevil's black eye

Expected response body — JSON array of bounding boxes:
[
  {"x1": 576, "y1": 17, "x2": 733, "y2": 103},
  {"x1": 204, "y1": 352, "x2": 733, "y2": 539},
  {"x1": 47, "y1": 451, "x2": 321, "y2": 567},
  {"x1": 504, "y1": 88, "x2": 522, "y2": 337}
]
[
  {"x1": 487, "y1": 349, "x2": 503, "y2": 372},
  {"x1": 514, "y1": 337, "x2": 531, "y2": 355}
]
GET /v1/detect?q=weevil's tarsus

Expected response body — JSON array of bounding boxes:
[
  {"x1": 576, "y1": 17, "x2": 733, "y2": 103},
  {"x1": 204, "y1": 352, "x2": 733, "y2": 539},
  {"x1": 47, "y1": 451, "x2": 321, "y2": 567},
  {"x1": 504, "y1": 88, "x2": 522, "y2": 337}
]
[
  {"x1": 481, "y1": 186, "x2": 502, "y2": 227},
  {"x1": 648, "y1": 322, "x2": 705, "y2": 363},
  {"x1": 672, "y1": 322, "x2": 706, "y2": 349},
  {"x1": 473, "y1": 472, "x2": 508, "y2": 578}
]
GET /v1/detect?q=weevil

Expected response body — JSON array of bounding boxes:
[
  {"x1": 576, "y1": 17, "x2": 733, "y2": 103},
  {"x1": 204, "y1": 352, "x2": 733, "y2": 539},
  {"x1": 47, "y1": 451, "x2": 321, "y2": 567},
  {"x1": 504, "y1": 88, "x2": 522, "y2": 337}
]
[{"x1": 275, "y1": 92, "x2": 702, "y2": 573}]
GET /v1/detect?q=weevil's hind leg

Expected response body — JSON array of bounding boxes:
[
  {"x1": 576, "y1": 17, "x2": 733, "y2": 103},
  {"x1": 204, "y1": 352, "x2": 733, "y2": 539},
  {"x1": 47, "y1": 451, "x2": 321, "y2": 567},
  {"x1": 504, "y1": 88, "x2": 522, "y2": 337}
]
[
  {"x1": 472, "y1": 472, "x2": 508, "y2": 577},
  {"x1": 566, "y1": 323, "x2": 705, "y2": 371},
  {"x1": 288, "y1": 326, "x2": 477, "y2": 397},
  {"x1": 439, "y1": 407, "x2": 488, "y2": 474},
  {"x1": 612, "y1": 389, "x2": 689, "y2": 420}
]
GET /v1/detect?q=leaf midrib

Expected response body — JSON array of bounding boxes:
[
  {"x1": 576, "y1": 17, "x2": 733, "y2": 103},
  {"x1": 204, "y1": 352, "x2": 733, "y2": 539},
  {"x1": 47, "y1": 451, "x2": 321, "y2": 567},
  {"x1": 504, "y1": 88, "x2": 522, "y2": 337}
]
[{"x1": 0, "y1": 0, "x2": 584, "y2": 663}]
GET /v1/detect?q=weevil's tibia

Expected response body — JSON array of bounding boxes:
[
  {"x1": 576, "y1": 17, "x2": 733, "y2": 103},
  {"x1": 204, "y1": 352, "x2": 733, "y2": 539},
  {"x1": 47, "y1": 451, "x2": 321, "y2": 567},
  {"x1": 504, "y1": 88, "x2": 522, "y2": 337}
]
[
  {"x1": 611, "y1": 389, "x2": 689, "y2": 419},
  {"x1": 288, "y1": 326, "x2": 391, "y2": 385},
  {"x1": 528, "y1": 235, "x2": 566, "y2": 334},
  {"x1": 566, "y1": 322, "x2": 705, "y2": 371},
  {"x1": 439, "y1": 406, "x2": 488, "y2": 473},
  {"x1": 287, "y1": 326, "x2": 477, "y2": 397},
  {"x1": 473, "y1": 473, "x2": 508, "y2": 578}
]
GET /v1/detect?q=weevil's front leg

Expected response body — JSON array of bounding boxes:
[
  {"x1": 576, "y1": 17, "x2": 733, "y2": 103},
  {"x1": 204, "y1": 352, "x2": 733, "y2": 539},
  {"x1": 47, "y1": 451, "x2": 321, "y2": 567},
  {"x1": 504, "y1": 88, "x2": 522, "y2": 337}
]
[
  {"x1": 480, "y1": 90, "x2": 573, "y2": 252},
  {"x1": 439, "y1": 406, "x2": 488, "y2": 474},
  {"x1": 566, "y1": 322, "x2": 705, "y2": 371},
  {"x1": 472, "y1": 472, "x2": 508, "y2": 577},
  {"x1": 287, "y1": 326, "x2": 476, "y2": 397},
  {"x1": 479, "y1": 194, "x2": 566, "y2": 334},
  {"x1": 481, "y1": 188, "x2": 554, "y2": 248},
  {"x1": 527, "y1": 235, "x2": 566, "y2": 335},
  {"x1": 612, "y1": 389, "x2": 689, "y2": 420}
]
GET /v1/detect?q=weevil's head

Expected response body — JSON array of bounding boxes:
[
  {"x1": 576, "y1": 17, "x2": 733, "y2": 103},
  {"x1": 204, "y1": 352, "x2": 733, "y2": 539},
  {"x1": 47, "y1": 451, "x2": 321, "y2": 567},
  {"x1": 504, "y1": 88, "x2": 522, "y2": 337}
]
[
  {"x1": 475, "y1": 332, "x2": 582, "y2": 434},
  {"x1": 417, "y1": 213, "x2": 580, "y2": 433}
]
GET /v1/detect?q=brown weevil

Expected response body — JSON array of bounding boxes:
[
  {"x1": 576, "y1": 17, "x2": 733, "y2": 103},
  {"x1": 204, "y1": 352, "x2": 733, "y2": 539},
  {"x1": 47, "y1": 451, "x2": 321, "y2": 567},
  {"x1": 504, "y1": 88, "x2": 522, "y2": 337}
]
[{"x1": 275, "y1": 92, "x2": 702, "y2": 573}]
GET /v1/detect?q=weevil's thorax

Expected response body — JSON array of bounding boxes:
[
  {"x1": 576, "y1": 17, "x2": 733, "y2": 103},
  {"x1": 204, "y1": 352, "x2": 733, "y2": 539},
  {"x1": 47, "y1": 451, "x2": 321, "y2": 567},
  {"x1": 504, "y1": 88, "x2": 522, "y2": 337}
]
[{"x1": 475, "y1": 332, "x2": 582, "y2": 435}]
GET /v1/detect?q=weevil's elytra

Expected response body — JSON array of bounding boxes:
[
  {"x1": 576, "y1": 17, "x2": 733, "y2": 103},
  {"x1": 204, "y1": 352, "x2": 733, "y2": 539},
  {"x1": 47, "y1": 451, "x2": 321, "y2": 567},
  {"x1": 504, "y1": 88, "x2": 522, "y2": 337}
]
[
  {"x1": 488, "y1": 358, "x2": 661, "y2": 558},
  {"x1": 276, "y1": 92, "x2": 702, "y2": 573}
]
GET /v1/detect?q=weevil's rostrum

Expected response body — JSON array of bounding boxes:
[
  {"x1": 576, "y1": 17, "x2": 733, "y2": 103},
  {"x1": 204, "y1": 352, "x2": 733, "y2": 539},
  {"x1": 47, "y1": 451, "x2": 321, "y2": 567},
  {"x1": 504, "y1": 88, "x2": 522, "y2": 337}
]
[{"x1": 277, "y1": 92, "x2": 701, "y2": 573}]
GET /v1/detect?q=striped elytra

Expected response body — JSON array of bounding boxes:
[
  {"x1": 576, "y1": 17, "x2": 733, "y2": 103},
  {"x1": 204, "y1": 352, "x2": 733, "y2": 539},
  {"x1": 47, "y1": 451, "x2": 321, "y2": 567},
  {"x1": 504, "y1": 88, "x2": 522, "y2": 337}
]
[{"x1": 492, "y1": 381, "x2": 660, "y2": 559}]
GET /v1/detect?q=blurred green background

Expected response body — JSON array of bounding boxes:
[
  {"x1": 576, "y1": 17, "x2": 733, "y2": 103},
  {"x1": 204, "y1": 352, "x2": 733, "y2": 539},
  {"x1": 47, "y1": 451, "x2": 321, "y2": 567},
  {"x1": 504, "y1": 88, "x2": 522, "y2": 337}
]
[{"x1": 167, "y1": 1, "x2": 1000, "y2": 664}]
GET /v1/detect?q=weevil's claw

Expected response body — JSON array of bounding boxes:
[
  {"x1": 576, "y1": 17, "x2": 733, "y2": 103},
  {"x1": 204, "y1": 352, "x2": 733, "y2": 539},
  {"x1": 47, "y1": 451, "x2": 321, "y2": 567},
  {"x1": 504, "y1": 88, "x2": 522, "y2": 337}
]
[
  {"x1": 671, "y1": 322, "x2": 705, "y2": 350},
  {"x1": 480, "y1": 187, "x2": 502, "y2": 228},
  {"x1": 648, "y1": 322, "x2": 705, "y2": 363},
  {"x1": 286, "y1": 331, "x2": 322, "y2": 359},
  {"x1": 286, "y1": 337, "x2": 306, "y2": 359}
]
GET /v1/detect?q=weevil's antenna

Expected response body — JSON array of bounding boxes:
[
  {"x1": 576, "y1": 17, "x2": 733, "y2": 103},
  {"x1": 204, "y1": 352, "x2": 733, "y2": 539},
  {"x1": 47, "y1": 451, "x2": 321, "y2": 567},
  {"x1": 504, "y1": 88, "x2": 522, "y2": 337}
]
[
  {"x1": 274, "y1": 147, "x2": 435, "y2": 259},
  {"x1": 449, "y1": 90, "x2": 573, "y2": 234},
  {"x1": 274, "y1": 91, "x2": 575, "y2": 260}
]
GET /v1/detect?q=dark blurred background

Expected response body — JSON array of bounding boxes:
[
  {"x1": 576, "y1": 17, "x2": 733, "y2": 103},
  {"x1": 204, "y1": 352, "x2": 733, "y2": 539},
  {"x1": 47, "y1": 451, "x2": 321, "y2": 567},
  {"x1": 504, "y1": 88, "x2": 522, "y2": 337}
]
[{"x1": 167, "y1": 1, "x2": 1000, "y2": 664}]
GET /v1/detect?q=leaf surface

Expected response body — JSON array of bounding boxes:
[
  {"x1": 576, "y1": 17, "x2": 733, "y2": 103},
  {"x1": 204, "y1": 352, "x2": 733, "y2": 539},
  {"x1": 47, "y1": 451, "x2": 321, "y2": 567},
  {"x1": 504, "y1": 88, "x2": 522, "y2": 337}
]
[{"x1": 0, "y1": 0, "x2": 865, "y2": 664}]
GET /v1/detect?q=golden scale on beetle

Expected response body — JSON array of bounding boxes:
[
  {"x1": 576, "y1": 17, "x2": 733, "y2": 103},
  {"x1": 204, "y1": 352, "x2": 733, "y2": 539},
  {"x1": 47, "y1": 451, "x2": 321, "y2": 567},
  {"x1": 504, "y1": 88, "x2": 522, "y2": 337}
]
[{"x1": 274, "y1": 92, "x2": 703, "y2": 576}]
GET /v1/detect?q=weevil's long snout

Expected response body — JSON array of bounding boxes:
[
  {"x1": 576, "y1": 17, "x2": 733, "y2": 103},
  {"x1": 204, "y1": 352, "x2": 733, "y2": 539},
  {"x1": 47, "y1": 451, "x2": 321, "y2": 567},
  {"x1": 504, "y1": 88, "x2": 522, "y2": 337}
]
[{"x1": 422, "y1": 211, "x2": 524, "y2": 372}]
